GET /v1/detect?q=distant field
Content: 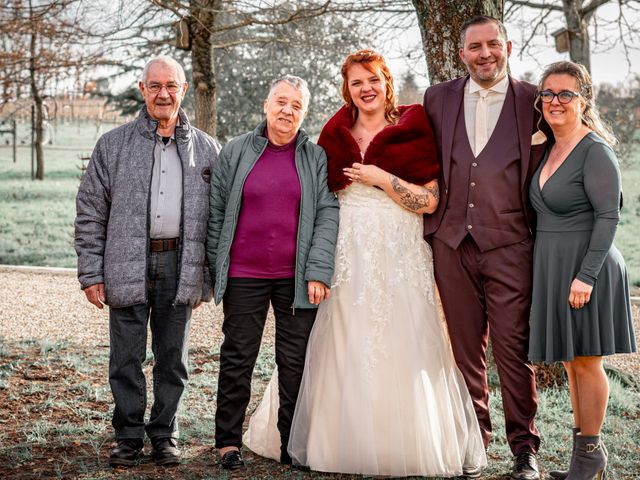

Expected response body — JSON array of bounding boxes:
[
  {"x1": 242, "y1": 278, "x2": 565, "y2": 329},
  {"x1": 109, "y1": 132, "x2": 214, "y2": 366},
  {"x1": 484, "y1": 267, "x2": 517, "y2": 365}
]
[
  {"x1": 0, "y1": 121, "x2": 639, "y2": 288},
  {"x1": 617, "y1": 159, "x2": 640, "y2": 289}
]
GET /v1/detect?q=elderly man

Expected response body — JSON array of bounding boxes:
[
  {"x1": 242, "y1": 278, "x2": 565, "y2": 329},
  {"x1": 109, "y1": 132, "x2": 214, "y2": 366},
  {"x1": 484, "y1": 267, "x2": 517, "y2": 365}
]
[
  {"x1": 423, "y1": 16, "x2": 545, "y2": 480},
  {"x1": 207, "y1": 75, "x2": 339, "y2": 469},
  {"x1": 75, "y1": 56, "x2": 219, "y2": 467}
]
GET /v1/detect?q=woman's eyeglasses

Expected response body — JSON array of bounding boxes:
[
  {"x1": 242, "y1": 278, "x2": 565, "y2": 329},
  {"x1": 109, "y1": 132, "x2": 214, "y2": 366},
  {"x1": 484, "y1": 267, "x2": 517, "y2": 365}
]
[{"x1": 539, "y1": 90, "x2": 581, "y2": 104}]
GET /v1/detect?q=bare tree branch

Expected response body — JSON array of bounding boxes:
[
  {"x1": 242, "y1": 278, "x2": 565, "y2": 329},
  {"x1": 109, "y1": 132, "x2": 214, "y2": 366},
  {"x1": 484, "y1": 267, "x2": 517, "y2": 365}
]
[
  {"x1": 507, "y1": 0, "x2": 563, "y2": 11},
  {"x1": 581, "y1": 0, "x2": 614, "y2": 16}
]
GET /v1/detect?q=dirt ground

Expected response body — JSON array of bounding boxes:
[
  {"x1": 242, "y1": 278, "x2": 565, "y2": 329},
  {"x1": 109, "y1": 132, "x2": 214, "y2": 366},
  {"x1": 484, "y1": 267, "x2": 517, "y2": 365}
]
[{"x1": 1, "y1": 266, "x2": 639, "y2": 479}]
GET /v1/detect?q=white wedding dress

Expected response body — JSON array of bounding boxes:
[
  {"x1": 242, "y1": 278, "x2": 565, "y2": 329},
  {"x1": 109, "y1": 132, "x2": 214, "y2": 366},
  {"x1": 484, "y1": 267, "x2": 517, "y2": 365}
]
[{"x1": 243, "y1": 183, "x2": 486, "y2": 477}]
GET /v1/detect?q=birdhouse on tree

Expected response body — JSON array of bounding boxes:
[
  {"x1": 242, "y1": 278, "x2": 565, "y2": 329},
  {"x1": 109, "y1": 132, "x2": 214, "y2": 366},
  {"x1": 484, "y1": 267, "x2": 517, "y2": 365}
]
[{"x1": 552, "y1": 28, "x2": 570, "y2": 54}]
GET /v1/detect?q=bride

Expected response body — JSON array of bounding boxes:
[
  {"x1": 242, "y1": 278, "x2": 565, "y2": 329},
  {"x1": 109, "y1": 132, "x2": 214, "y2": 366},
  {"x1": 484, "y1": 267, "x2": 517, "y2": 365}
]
[{"x1": 243, "y1": 49, "x2": 486, "y2": 477}]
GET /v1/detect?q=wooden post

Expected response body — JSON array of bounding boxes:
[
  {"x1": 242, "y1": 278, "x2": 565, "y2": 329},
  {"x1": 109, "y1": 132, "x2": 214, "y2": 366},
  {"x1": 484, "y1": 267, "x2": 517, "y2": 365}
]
[
  {"x1": 12, "y1": 119, "x2": 17, "y2": 163},
  {"x1": 31, "y1": 104, "x2": 35, "y2": 180}
]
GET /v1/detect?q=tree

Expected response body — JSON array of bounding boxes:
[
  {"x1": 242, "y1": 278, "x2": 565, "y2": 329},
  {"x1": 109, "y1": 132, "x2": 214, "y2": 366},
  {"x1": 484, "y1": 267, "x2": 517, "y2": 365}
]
[
  {"x1": 92, "y1": 1, "x2": 372, "y2": 139},
  {"x1": 0, "y1": 0, "x2": 108, "y2": 180},
  {"x1": 505, "y1": 0, "x2": 640, "y2": 73},
  {"x1": 214, "y1": 13, "x2": 368, "y2": 140},
  {"x1": 411, "y1": 0, "x2": 504, "y2": 84},
  {"x1": 597, "y1": 76, "x2": 640, "y2": 163},
  {"x1": 139, "y1": 0, "x2": 346, "y2": 136},
  {"x1": 99, "y1": 0, "x2": 418, "y2": 136},
  {"x1": 397, "y1": 71, "x2": 423, "y2": 105}
]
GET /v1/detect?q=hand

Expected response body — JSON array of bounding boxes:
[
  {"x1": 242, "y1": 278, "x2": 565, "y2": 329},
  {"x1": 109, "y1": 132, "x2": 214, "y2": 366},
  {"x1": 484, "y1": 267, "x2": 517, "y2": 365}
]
[
  {"x1": 307, "y1": 281, "x2": 330, "y2": 305},
  {"x1": 568, "y1": 278, "x2": 593, "y2": 309},
  {"x1": 343, "y1": 163, "x2": 386, "y2": 187},
  {"x1": 84, "y1": 283, "x2": 106, "y2": 309}
]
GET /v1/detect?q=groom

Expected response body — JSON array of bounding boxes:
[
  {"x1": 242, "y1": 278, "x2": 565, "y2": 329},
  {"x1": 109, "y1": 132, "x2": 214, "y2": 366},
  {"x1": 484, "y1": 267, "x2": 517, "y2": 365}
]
[{"x1": 423, "y1": 16, "x2": 545, "y2": 480}]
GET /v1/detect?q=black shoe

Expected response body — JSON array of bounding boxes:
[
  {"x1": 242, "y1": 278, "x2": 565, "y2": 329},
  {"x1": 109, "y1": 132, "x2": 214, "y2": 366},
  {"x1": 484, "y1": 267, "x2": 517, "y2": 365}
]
[
  {"x1": 151, "y1": 437, "x2": 181, "y2": 466},
  {"x1": 220, "y1": 449, "x2": 244, "y2": 470},
  {"x1": 511, "y1": 452, "x2": 540, "y2": 480},
  {"x1": 109, "y1": 439, "x2": 143, "y2": 467}
]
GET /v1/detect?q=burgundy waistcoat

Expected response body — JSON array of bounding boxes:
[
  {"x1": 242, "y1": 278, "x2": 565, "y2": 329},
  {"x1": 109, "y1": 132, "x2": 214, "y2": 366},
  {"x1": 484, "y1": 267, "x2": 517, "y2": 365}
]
[{"x1": 433, "y1": 86, "x2": 530, "y2": 252}]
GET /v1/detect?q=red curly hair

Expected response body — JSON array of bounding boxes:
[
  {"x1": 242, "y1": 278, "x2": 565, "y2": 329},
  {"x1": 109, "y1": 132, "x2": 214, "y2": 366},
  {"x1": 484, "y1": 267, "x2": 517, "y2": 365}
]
[{"x1": 340, "y1": 49, "x2": 399, "y2": 125}]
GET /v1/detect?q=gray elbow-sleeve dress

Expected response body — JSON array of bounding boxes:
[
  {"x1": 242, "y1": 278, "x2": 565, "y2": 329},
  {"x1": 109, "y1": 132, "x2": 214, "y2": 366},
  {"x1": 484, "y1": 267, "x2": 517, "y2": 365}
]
[{"x1": 528, "y1": 132, "x2": 636, "y2": 363}]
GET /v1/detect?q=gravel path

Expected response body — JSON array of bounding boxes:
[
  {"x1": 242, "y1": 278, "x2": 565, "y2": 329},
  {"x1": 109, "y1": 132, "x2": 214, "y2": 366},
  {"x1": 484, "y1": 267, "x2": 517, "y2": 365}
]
[
  {"x1": 1, "y1": 265, "x2": 638, "y2": 377},
  {"x1": 0, "y1": 266, "x2": 275, "y2": 352}
]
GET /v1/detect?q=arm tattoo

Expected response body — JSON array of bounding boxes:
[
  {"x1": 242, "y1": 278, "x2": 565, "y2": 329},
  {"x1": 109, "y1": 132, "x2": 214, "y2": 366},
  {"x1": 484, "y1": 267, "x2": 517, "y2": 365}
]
[
  {"x1": 390, "y1": 175, "x2": 438, "y2": 211},
  {"x1": 426, "y1": 182, "x2": 440, "y2": 201}
]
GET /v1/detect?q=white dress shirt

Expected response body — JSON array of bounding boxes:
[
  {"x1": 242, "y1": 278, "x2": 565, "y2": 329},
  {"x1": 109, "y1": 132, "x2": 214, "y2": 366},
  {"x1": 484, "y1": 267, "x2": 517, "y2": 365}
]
[{"x1": 464, "y1": 75, "x2": 509, "y2": 156}]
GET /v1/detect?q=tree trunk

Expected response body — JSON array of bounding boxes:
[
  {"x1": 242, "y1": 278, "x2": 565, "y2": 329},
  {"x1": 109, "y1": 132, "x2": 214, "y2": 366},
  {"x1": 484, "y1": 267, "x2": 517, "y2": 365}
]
[
  {"x1": 412, "y1": 0, "x2": 504, "y2": 85},
  {"x1": 562, "y1": 0, "x2": 591, "y2": 72},
  {"x1": 190, "y1": 0, "x2": 221, "y2": 137},
  {"x1": 29, "y1": 0, "x2": 44, "y2": 180}
]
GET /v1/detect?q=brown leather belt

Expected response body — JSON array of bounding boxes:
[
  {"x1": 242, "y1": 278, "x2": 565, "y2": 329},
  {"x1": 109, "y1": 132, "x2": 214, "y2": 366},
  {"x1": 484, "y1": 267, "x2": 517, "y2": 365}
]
[{"x1": 150, "y1": 238, "x2": 179, "y2": 252}]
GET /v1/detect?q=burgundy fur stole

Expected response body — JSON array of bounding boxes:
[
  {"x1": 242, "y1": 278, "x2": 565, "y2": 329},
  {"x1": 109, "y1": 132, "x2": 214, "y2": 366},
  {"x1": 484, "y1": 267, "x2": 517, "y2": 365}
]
[{"x1": 318, "y1": 104, "x2": 440, "y2": 192}]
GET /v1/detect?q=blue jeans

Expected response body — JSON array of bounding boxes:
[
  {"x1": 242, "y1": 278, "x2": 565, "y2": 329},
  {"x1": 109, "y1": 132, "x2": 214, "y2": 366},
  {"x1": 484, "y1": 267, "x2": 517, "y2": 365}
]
[{"x1": 108, "y1": 250, "x2": 192, "y2": 440}]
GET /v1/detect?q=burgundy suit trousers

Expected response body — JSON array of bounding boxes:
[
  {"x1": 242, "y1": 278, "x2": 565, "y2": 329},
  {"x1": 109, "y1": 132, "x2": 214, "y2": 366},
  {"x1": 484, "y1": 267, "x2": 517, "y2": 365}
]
[{"x1": 433, "y1": 235, "x2": 540, "y2": 455}]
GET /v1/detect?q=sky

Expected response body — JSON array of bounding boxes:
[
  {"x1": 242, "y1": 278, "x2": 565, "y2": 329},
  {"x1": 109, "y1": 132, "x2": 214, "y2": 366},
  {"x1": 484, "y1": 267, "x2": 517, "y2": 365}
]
[{"x1": 382, "y1": 3, "x2": 639, "y2": 88}]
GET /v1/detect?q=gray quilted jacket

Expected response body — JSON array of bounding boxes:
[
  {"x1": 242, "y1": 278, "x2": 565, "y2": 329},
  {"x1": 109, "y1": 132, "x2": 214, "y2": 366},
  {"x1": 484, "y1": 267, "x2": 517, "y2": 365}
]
[
  {"x1": 206, "y1": 121, "x2": 339, "y2": 309},
  {"x1": 75, "y1": 106, "x2": 220, "y2": 308}
]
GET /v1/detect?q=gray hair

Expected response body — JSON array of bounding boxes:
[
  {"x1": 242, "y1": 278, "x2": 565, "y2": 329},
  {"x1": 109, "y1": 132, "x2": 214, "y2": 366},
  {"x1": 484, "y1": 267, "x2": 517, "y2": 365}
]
[
  {"x1": 267, "y1": 75, "x2": 311, "y2": 111},
  {"x1": 142, "y1": 56, "x2": 186, "y2": 84}
]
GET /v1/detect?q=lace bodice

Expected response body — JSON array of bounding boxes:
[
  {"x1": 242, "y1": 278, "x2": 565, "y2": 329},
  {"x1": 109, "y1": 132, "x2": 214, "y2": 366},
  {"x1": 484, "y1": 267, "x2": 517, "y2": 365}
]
[{"x1": 332, "y1": 183, "x2": 436, "y2": 367}]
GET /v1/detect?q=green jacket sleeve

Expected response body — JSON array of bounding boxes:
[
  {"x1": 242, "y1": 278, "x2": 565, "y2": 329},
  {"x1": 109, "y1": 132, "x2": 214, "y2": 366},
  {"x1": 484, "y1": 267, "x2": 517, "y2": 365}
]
[
  {"x1": 304, "y1": 148, "x2": 340, "y2": 287},
  {"x1": 206, "y1": 145, "x2": 229, "y2": 286}
]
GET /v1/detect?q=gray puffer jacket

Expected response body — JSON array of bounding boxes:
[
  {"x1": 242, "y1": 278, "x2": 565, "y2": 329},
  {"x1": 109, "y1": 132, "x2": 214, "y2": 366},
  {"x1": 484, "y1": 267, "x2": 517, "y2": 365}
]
[
  {"x1": 207, "y1": 121, "x2": 339, "y2": 309},
  {"x1": 75, "y1": 107, "x2": 220, "y2": 308}
]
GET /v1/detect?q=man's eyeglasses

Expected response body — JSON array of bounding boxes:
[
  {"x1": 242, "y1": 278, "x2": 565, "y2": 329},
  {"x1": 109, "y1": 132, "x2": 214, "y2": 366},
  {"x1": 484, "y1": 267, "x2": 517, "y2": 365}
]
[
  {"x1": 539, "y1": 90, "x2": 581, "y2": 104},
  {"x1": 145, "y1": 82, "x2": 182, "y2": 94}
]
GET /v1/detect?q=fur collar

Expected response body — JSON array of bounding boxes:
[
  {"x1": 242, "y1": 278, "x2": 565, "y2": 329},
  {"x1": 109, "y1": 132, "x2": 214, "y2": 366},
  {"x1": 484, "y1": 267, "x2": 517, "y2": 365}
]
[{"x1": 318, "y1": 104, "x2": 440, "y2": 192}]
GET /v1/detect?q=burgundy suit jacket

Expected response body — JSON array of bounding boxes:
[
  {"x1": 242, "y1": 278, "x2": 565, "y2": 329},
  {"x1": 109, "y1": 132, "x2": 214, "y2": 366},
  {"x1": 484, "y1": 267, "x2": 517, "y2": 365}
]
[{"x1": 423, "y1": 75, "x2": 548, "y2": 241}]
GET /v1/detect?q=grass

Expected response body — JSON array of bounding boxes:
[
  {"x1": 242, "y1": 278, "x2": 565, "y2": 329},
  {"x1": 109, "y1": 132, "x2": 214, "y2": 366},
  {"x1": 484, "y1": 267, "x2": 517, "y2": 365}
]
[
  {"x1": 0, "y1": 338, "x2": 638, "y2": 478},
  {"x1": 1, "y1": 121, "x2": 640, "y2": 288},
  {"x1": 617, "y1": 162, "x2": 640, "y2": 288},
  {"x1": 0, "y1": 120, "x2": 115, "y2": 268}
]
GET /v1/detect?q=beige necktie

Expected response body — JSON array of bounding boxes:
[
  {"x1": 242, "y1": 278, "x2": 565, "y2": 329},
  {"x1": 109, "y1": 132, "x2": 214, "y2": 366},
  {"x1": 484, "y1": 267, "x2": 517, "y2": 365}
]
[{"x1": 475, "y1": 89, "x2": 489, "y2": 156}]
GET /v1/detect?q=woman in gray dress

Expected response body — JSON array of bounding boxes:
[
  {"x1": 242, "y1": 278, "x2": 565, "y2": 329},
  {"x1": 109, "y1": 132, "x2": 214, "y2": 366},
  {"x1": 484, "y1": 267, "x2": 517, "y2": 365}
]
[{"x1": 528, "y1": 61, "x2": 635, "y2": 480}]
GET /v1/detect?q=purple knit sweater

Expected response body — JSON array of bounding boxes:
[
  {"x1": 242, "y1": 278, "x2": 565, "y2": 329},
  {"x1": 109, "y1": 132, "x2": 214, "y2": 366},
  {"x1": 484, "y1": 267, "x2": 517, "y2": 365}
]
[{"x1": 228, "y1": 135, "x2": 301, "y2": 278}]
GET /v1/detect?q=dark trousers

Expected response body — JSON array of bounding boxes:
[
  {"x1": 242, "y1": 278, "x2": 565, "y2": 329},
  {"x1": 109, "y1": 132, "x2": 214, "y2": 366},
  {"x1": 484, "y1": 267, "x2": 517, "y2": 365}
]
[
  {"x1": 433, "y1": 235, "x2": 540, "y2": 455},
  {"x1": 108, "y1": 250, "x2": 192, "y2": 440},
  {"x1": 215, "y1": 278, "x2": 316, "y2": 461}
]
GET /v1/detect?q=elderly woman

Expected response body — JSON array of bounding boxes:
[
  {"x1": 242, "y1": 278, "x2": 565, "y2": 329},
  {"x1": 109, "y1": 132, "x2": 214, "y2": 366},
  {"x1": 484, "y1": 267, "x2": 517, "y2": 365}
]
[
  {"x1": 206, "y1": 75, "x2": 339, "y2": 470},
  {"x1": 528, "y1": 61, "x2": 636, "y2": 480}
]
